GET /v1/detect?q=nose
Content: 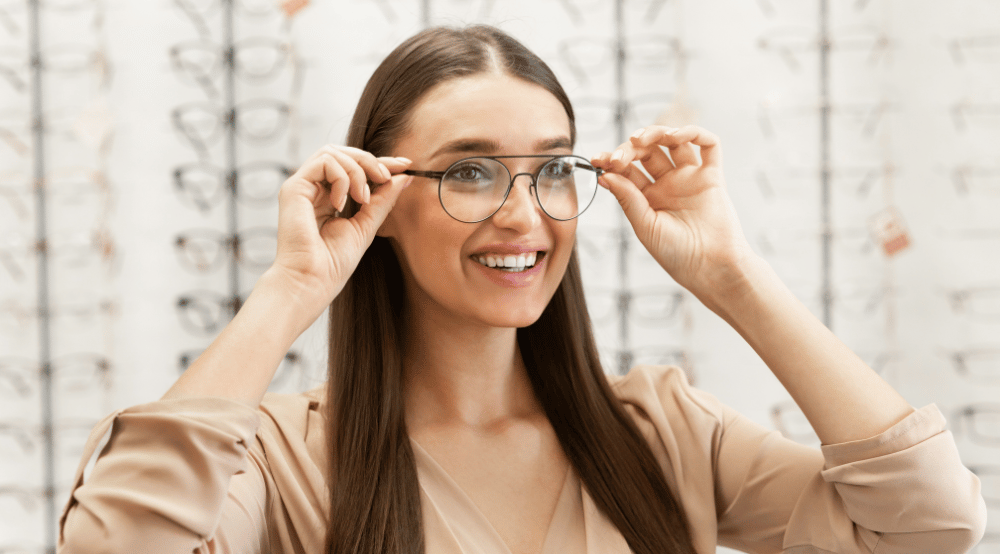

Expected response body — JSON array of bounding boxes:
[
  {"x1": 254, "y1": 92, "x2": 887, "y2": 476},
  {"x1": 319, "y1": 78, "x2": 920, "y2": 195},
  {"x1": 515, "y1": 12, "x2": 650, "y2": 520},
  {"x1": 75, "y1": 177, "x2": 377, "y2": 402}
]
[{"x1": 490, "y1": 173, "x2": 541, "y2": 232}]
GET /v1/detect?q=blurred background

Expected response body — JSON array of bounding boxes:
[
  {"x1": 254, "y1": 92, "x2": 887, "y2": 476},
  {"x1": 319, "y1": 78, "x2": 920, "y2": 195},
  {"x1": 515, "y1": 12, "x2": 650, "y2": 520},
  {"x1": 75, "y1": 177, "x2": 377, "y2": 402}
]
[{"x1": 1, "y1": 0, "x2": 998, "y2": 552}]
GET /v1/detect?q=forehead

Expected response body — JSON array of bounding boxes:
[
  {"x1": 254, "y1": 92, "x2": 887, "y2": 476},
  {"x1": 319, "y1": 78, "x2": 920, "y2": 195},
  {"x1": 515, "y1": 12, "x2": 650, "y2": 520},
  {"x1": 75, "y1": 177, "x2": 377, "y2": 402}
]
[{"x1": 404, "y1": 73, "x2": 571, "y2": 156}]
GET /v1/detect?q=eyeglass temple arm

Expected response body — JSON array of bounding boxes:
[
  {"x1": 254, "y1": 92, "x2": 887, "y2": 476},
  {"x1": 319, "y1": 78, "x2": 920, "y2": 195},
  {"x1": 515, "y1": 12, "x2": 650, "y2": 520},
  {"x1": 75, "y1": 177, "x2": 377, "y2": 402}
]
[{"x1": 400, "y1": 169, "x2": 445, "y2": 178}]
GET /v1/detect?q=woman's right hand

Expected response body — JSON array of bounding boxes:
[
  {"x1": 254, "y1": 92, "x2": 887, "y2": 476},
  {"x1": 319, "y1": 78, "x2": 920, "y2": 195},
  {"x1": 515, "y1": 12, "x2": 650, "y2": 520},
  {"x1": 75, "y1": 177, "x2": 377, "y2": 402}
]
[{"x1": 268, "y1": 145, "x2": 413, "y2": 314}]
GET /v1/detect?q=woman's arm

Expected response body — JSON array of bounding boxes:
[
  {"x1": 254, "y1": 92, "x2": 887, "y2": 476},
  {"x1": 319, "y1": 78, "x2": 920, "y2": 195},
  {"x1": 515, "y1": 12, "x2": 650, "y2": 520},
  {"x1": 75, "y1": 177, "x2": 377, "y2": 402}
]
[
  {"x1": 705, "y1": 253, "x2": 914, "y2": 444},
  {"x1": 162, "y1": 149, "x2": 413, "y2": 408},
  {"x1": 591, "y1": 125, "x2": 911, "y2": 444}
]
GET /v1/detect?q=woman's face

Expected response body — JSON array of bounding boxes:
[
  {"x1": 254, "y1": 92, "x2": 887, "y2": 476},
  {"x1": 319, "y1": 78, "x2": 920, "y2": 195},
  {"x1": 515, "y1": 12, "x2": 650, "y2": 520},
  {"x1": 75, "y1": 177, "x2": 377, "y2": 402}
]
[{"x1": 380, "y1": 72, "x2": 577, "y2": 329}]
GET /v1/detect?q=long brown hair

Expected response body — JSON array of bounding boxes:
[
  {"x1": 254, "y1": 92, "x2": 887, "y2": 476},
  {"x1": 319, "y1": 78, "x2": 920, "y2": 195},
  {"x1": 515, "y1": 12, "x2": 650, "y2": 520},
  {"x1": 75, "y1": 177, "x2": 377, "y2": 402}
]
[{"x1": 326, "y1": 25, "x2": 699, "y2": 554}]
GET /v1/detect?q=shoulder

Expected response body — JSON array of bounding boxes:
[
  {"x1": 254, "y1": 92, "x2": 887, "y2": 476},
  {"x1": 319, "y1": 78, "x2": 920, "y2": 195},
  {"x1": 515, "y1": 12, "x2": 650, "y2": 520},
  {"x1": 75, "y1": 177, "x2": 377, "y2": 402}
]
[
  {"x1": 253, "y1": 383, "x2": 329, "y2": 469},
  {"x1": 607, "y1": 364, "x2": 726, "y2": 425},
  {"x1": 605, "y1": 365, "x2": 729, "y2": 455}
]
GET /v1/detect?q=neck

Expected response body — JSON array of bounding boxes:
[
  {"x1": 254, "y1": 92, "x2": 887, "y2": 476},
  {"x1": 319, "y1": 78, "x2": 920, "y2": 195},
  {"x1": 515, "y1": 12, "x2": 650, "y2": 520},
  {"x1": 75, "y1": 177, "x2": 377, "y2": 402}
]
[{"x1": 401, "y1": 303, "x2": 542, "y2": 433}]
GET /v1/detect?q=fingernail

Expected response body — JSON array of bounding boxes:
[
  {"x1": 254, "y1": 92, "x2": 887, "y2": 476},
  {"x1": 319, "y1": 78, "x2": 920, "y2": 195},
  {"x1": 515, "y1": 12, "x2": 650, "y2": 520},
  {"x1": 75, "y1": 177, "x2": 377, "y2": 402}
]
[
  {"x1": 631, "y1": 128, "x2": 645, "y2": 139},
  {"x1": 338, "y1": 195, "x2": 347, "y2": 212},
  {"x1": 403, "y1": 175, "x2": 414, "y2": 188},
  {"x1": 364, "y1": 184, "x2": 371, "y2": 203},
  {"x1": 395, "y1": 157, "x2": 412, "y2": 164},
  {"x1": 611, "y1": 149, "x2": 624, "y2": 161},
  {"x1": 664, "y1": 127, "x2": 679, "y2": 134},
  {"x1": 379, "y1": 163, "x2": 390, "y2": 181}
]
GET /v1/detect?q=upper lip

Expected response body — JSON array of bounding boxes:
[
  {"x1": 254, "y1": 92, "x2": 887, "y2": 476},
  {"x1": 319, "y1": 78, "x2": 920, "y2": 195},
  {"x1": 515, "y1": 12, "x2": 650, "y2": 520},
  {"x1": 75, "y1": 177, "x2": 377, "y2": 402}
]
[{"x1": 470, "y1": 243, "x2": 549, "y2": 256}]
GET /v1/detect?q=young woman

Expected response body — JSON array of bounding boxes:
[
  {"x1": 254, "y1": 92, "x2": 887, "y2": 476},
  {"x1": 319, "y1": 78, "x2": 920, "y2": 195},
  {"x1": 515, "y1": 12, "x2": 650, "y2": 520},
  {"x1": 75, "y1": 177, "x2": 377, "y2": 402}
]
[{"x1": 58, "y1": 25, "x2": 985, "y2": 554}]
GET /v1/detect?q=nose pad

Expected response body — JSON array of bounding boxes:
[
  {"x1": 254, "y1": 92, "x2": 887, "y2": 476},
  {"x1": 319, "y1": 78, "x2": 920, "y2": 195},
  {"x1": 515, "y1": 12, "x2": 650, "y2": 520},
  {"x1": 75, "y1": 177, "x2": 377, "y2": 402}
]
[{"x1": 492, "y1": 173, "x2": 540, "y2": 227}]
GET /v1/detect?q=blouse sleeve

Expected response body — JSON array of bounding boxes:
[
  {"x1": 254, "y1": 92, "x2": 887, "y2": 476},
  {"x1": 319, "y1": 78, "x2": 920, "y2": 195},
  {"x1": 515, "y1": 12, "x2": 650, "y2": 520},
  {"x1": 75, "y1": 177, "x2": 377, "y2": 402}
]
[
  {"x1": 57, "y1": 397, "x2": 271, "y2": 554},
  {"x1": 611, "y1": 365, "x2": 988, "y2": 554}
]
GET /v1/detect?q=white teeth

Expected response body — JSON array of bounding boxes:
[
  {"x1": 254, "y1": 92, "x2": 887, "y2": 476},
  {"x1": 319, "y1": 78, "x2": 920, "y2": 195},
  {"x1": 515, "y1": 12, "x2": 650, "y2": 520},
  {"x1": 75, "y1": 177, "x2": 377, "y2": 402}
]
[{"x1": 473, "y1": 251, "x2": 543, "y2": 270}]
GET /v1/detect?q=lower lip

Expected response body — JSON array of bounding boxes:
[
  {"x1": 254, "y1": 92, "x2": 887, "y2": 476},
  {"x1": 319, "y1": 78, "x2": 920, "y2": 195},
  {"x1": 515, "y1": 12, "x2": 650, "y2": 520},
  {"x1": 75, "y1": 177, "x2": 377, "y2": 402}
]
[{"x1": 471, "y1": 255, "x2": 546, "y2": 288}]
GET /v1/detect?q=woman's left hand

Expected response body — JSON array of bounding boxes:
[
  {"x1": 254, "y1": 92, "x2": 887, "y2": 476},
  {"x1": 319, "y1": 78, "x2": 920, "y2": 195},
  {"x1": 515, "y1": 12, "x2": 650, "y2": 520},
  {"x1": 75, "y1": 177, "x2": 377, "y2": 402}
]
[{"x1": 591, "y1": 125, "x2": 756, "y2": 307}]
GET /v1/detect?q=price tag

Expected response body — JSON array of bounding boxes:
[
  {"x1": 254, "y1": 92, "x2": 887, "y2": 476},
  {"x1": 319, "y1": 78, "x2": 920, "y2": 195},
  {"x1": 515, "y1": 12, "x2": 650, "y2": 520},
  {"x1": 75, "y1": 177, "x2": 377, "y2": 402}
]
[
  {"x1": 870, "y1": 207, "x2": 911, "y2": 256},
  {"x1": 280, "y1": 0, "x2": 309, "y2": 17}
]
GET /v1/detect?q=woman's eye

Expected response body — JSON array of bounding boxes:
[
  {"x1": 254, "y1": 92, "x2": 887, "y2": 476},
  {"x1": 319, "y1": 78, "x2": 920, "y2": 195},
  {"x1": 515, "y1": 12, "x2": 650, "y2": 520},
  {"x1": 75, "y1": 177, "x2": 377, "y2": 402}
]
[
  {"x1": 542, "y1": 159, "x2": 574, "y2": 178},
  {"x1": 449, "y1": 163, "x2": 491, "y2": 182}
]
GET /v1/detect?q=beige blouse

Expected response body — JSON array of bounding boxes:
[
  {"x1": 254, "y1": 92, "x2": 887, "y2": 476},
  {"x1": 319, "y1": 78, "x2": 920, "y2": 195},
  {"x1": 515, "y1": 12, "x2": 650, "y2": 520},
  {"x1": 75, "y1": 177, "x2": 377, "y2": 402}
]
[{"x1": 58, "y1": 365, "x2": 987, "y2": 553}]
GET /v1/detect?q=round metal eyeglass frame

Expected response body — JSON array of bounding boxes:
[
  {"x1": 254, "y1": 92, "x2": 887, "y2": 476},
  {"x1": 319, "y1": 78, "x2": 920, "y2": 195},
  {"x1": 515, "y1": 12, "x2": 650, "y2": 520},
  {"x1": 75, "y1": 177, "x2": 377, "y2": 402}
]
[{"x1": 401, "y1": 154, "x2": 604, "y2": 223}]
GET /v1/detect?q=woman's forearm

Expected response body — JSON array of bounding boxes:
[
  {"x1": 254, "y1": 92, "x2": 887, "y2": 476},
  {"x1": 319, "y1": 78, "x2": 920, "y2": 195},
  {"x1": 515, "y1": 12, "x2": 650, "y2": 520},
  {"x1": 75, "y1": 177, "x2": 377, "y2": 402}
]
[
  {"x1": 162, "y1": 268, "x2": 324, "y2": 408},
  {"x1": 708, "y1": 254, "x2": 915, "y2": 445}
]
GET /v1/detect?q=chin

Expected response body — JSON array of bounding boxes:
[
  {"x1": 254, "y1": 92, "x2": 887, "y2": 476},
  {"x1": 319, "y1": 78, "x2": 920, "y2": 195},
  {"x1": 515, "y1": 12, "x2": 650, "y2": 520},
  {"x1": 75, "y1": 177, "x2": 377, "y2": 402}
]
[{"x1": 478, "y1": 302, "x2": 547, "y2": 329}]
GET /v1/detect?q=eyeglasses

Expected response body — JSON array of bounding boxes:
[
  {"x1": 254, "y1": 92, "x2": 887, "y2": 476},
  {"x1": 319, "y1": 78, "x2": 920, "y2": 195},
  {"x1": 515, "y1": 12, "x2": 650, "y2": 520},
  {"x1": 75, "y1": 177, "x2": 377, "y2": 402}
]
[
  {"x1": 169, "y1": 37, "x2": 296, "y2": 100},
  {"x1": 950, "y1": 404, "x2": 1000, "y2": 447},
  {"x1": 171, "y1": 99, "x2": 290, "y2": 160},
  {"x1": 173, "y1": 226, "x2": 276, "y2": 273},
  {"x1": 402, "y1": 155, "x2": 601, "y2": 223},
  {"x1": 178, "y1": 348, "x2": 304, "y2": 391},
  {"x1": 173, "y1": 161, "x2": 294, "y2": 212},
  {"x1": 175, "y1": 290, "x2": 246, "y2": 336}
]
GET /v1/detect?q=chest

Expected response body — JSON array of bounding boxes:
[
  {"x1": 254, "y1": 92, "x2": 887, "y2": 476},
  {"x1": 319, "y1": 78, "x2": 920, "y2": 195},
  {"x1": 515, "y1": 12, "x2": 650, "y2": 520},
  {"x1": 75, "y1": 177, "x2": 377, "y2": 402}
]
[{"x1": 411, "y1": 422, "x2": 571, "y2": 554}]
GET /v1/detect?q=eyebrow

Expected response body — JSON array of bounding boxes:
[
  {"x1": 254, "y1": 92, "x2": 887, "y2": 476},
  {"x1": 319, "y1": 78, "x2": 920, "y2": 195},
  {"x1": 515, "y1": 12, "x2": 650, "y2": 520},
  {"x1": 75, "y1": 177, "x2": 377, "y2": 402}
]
[{"x1": 429, "y1": 136, "x2": 573, "y2": 159}]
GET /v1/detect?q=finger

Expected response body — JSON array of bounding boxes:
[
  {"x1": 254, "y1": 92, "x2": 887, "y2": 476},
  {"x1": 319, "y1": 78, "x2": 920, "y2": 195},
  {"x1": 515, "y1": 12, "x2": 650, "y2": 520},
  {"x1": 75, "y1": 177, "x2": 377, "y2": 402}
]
[
  {"x1": 598, "y1": 171, "x2": 653, "y2": 230},
  {"x1": 376, "y1": 156, "x2": 413, "y2": 175},
  {"x1": 631, "y1": 125, "x2": 699, "y2": 167},
  {"x1": 328, "y1": 148, "x2": 380, "y2": 207},
  {"x1": 638, "y1": 125, "x2": 722, "y2": 167},
  {"x1": 318, "y1": 152, "x2": 352, "y2": 212},
  {"x1": 591, "y1": 154, "x2": 653, "y2": 190},
  {"x1": 671, "y1": 125, "x2": 722, "y2": 167},
  {"x1": 628, "y1": 138, "x2": 675, "y2": 177},
  {"x1": 342, "y1": 173, "x2": 414, "y2": 241},
  {"x1": 604, "y1": 141, "x2": 640, "y2": 173}
]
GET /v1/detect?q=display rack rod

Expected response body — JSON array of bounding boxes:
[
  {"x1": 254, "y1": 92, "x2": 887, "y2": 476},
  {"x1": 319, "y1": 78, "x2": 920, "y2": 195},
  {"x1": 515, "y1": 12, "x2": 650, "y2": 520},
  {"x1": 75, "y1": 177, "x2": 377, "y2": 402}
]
[
  {"x1": 27, "y1": 0, "x2": 57, "y2": 551},
  {"x1": 819, "y1": 0, "x2": 833, "y2": 329},
  {"x1": 224, "y1": 0, "x2": 240, "y2": 312}
]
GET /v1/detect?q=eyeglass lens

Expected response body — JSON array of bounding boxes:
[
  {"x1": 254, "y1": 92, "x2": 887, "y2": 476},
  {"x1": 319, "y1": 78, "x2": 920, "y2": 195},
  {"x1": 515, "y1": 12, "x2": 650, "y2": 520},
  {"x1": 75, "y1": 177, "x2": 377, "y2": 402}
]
[{"x1": 439, "y1": 156, "x2": 598, "y2": 223}]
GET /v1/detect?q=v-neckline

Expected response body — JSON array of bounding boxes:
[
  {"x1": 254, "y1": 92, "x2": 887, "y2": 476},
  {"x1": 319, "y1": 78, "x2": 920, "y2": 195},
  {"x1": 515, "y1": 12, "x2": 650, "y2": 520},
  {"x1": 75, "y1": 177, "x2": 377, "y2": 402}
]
[{"x1": 409, "y1": 437, "x2": 579, "y2": 554}]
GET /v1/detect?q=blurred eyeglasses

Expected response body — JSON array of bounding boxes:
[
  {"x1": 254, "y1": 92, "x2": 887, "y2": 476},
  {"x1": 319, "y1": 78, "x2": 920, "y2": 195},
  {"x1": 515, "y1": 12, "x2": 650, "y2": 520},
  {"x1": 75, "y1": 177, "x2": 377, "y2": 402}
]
[
  {"x1": 0, "y1": 44, "x2": 110, "y2": 94},
  {"x1": 946, "y1": 286, "x2": 1000, "y2": 320},
  {"x1": 169, "y1": 37, "x2": 296, "y2": 100},
  {"x1": 173, "y1": 0, "x2": 283, "y2": 38},
  {"x1": 557, "y1": 34, "x2": 685, "y2": 86},
  {"x1": 950, "y1": 404, "x2": 1000, "y2": 447},
  {"x1": 755, "y1": 163, "x2": 894, "y2": 201},
  {"x1": 171, "y1": 99, "x2": 291, "y2": 159},
  {"x1": 176, "y1": 290, "x2": 246, "y2": 336},
  {"x1": 0, "y1": 229, "x2": 116, "y2": 283},
  {"x1": 951, "y1": 164, "x2": 1000, "y2": 196},
  {"x1": 179, "y1": 348, "x2": 304, "y2": 391},
  {"x1": 758, "y1": 99, "x2": 894, "y2": 141},
  {"x1": 573, "y1": 93, "x2": 675, "y2": 143},
  {"x1": 950, "y1": 99, "x2": 1000, "y2": 133},
  {"x1": 0, "y1": 166, "x2": 113, "y2": 227},
  {"x1": 174, "y1": 226, "x2": 276, "y2": 273},
  {"x1": 402, "y1": 155, "x2": 601, "y2": 223},
  {"x1": 757, "y1": 25, "x2": 892, "y2": 73},
  {"x1": 0, "y1": 296, "x2": 117, "y2": 334},
  {"x1": 941, "y1": 347, "x2": 1000, "y2": 383},
  {"x1": 0, "y1": 106, "x2": 114, "y2": 159},
  {"x1": 949, "y1": 35, "x2": 1000, "y2": 65},
  {"x1": 173, "y1": 161, "x2": 293, "y2": 213},
  {"x1": 0, "y1": 354, "x2": 111, "y2": 400}
]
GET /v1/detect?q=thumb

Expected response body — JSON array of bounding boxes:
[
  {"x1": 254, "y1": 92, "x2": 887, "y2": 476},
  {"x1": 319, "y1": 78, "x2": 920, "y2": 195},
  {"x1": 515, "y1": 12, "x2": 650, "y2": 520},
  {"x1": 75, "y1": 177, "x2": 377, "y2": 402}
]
[
  {"x1": 601, "y1": 172, "x2": 653, "y2": 228},
  {"x1": 350, "y1": 173, "x2": 413, "y2": 238}
]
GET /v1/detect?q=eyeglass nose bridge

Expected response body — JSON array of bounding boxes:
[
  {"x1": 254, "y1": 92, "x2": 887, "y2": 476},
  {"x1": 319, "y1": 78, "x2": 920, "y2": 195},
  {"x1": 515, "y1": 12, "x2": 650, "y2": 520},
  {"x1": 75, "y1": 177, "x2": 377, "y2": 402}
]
[{"x1": 497, "y1": 170, "x2": 541, "y2": 210}]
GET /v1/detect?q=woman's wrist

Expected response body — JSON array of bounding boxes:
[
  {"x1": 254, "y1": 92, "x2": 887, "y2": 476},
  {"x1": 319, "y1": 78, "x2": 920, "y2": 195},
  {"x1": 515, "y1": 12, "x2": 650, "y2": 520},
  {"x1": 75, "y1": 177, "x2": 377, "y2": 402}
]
[{"x1": 255, "y1": 265, "x2": 336, "y2": 338}]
